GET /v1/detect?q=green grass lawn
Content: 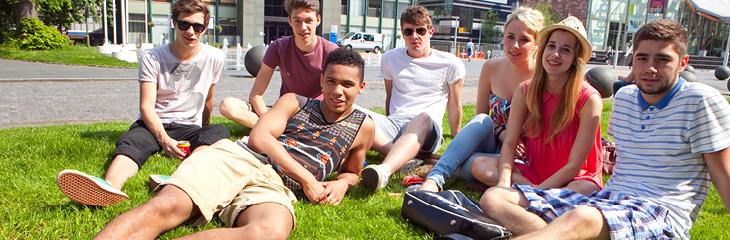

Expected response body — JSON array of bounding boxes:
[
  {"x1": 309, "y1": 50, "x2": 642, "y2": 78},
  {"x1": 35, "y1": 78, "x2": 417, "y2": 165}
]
[
  {"x1": 0, "y1": 45, "x2": 138, "y2": 68},
  {"x1": 1, "y1": 103, "x2": 728, "y2": 239}
]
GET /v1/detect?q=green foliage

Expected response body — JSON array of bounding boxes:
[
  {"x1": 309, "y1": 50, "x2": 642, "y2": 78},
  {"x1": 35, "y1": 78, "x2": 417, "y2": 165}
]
[
  {"x1": 0, "y1": 0, "x2": 108, "y2": 33},
  {"x1": 0, "y1": 44, "x2": 137, "y2": 67},
  {"x1": 18, "y1": 17, "x2": 69, "y2": 50},
  {"x1": 480, "y1": 10, "x2": 502, "y2": 44},
  {"x1": 1, "y1": 30, "x2": 20, "y2": 47},
  {"x1": 39, "y1": 0, "x2": 107, "y2": 29},
  {"x1": 533, "y1": 0, "x2": 563, "y2": 26}
]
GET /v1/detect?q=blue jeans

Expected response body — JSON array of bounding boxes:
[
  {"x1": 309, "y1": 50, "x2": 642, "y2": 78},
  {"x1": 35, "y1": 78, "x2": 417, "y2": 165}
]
[
  {"x1": 613, "y1": 80, "x2": 634, "y2": 95},
  {"x1": 426, "y1": 114, "x2": 500, "y2": 188}
]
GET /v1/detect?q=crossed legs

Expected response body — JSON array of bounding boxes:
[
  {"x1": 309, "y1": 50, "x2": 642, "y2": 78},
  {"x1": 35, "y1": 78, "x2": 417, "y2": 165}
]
[{"x1": 479, "y1": 186, "x2": 610, "y2": 239}]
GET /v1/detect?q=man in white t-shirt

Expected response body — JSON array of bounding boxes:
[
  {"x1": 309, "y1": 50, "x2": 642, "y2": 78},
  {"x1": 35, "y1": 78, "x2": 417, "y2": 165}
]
[
  {"x1": 56, "y1": 0, "x2": 230, "y2": 207},
  {"x1": 360, "y1": 5, "x2": 465, "y2": 192}
]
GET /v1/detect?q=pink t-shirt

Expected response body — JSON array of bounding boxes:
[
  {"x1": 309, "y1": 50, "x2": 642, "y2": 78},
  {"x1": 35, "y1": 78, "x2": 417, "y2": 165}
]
[
  {"x1": 262, "y1": 35, "x2": 339, "y2": 98},
  {"x1": 516, "y1": 80, "x2": 603, "y2": 188}
]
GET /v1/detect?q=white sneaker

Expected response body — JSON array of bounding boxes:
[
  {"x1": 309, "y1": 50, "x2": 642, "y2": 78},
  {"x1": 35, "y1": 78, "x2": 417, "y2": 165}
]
[
  {"x1": 56, "y1": 169, "x2": 129, "y2": 206},
  {"x1": 361, "y1": 164, "x2": 391, "y2": 192},
  {"x1": 399, "y1": 159, "x2": 424, "y2": 175}
]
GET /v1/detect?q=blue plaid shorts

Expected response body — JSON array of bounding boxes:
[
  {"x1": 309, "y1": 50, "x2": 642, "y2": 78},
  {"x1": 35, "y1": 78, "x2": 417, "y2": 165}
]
[{"x1": 514, "y1": 184, "x2": 677, "y2": 239}]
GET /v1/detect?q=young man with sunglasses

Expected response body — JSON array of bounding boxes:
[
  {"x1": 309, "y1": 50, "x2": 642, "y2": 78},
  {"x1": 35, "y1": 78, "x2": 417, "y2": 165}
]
[
  {"x1": 56, "y1": 0, "x2": 229, "y2": 207},
  {"x1": 360, "y1": 5, "x2": 465, "y2": 192},
  {"x1": 217, "y1": 0, "x2": 339, "y2": 129}
]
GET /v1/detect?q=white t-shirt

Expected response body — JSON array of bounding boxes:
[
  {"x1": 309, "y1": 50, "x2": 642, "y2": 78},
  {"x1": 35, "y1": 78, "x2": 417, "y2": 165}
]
[
  {"x1": 380, "y1": 48, "x2": 466, "y2": 130},
  {"x1": 138, "y1": 44, "x2": 224, "y2": 126}
]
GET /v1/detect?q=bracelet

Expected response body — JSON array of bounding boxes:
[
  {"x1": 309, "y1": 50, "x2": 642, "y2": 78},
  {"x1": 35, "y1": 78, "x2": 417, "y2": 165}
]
[{"x1": 495, "y1": 126, "x2": 506, "y2": 145}]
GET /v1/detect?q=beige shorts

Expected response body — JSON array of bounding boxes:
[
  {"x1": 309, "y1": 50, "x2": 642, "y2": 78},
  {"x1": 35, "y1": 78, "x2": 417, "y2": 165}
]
[{"x1": 159, "y1": 139, "x2": 297, "y2": 227}]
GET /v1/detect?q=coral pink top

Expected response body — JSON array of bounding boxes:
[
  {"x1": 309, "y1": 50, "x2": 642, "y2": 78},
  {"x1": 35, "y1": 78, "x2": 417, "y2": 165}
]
[{"x1": 515, "y1": 80, "x2": 604, "y2": 189}]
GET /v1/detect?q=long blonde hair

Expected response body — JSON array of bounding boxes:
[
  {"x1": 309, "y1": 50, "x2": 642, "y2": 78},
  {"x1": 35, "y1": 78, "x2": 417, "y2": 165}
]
[{"x1": 524, "y1": 29, "x2": 588, "y2": 142}]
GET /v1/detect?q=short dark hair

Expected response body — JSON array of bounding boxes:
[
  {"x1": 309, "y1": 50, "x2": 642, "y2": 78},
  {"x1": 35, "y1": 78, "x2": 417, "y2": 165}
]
[
  {"x1": 284, "y1": 0, "x2": 320, "y2": 16},
  {"x1": 400, "y1": 6, "x2": 432, "y2": 29},
  {"x1": 323, "y1": 48, "x2": 365, "y2": 83},
  {"x1": 634, "y1": 19, "x2": 688, "y2": 57},
  {"x1": 172, "y1": 0, "x2": 211, "y2": 26}
]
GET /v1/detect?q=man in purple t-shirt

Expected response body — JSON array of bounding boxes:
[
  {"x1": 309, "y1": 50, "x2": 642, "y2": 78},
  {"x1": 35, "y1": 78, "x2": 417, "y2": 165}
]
[{"x1": 219, "y1": 0, "x2": 339, "y2": 128}]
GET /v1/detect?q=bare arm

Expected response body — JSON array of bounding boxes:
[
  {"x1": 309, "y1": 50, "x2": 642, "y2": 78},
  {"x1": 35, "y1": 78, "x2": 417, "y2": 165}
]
[
  {"x1": 139, "y1": 82, "x2": 185, "y2": 159},
  {"x1": 202, "y1": 84, "x2": 215, "y2": 126},
  {"x1": 384, "y1": 79, "x2": 393, "y2": 116},
  {"x1": 248, "y1": 64, "x2": 276, "y2": 117},
  {"x1": 536, "y1": 94, "x2": 602, "y2": 189},
  {"x1": 621, "y1": 71, "x2": 635, "y2": 83},
  {"x1": 496, "y1": 84, "x2": 529, "y2": 187},
  {"x1": 447, "y1": 79, "x2": 464, "y2": 136},
  {"x1": 705, "y1": 147, "x2": 730, "y2": 214},
  {"x1": 475, "y1": 61, "x2": 494, "y2": 115},
  {"x1": 317, "y1": 117, "x2": 376, "y2": 205},
  {"x1": 248, "y1": 93, "x2": 324, "y2": 203}
]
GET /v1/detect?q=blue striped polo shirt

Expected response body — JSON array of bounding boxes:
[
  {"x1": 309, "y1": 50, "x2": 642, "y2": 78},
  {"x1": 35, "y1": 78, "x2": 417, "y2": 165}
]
[{"x1": 605, "y1": 77, "x2": 730, "y2": 238}]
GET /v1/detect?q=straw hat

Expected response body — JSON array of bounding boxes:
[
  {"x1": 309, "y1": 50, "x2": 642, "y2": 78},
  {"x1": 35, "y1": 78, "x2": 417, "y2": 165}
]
[{"x1": 538, "y1": 16, "x2": 592, "y2": 62}]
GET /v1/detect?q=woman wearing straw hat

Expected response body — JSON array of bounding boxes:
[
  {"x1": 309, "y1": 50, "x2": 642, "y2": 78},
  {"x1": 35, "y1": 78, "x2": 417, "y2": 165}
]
[
  {"x1": 472, "y1": 16, "x2": 604, "y2": 196},
  {"x1": 418, "y1": 7, "x2": 545, "y2": 192}
]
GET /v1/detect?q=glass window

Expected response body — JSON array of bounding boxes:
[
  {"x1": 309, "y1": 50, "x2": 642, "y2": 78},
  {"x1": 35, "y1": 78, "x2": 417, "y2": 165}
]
[
  {"x1": 353, "y1": 33, "x2": 362, "y2": 40},
  {"x1": 364, "y1": 34, "x2": 374, "y2": 41},
  {"x1": 368, "y1": 0, "x2": 381, "y2": 17},
  {"x1": 350, "y1": 0, "x2": 364, "y2": 16},
  {"x1": 383, "y1": 0, "x2": 396, "y2": 18}
]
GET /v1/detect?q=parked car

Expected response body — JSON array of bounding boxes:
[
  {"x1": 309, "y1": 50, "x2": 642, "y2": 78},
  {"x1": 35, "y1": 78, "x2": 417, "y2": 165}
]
[{"x1": 337, "y1": 32, "x2": 383, "y2": 53}]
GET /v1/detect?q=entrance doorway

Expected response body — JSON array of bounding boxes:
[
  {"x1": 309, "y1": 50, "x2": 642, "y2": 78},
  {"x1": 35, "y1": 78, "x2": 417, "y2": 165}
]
[{"x1": 264, "y1": 22, "x2": 293, "y2": 44}]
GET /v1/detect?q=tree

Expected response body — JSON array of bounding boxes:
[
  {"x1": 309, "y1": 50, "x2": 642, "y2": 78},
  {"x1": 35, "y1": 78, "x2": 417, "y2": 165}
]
[
  {"x1": 533, "y1": 0, "x2": 563, "y2": 26},
  {"x1": 481, "y1": 10, "x2": 501, "y2": 44},
  {"x1": 1, "y1": 0, "x2": 106, "y2": 34}
]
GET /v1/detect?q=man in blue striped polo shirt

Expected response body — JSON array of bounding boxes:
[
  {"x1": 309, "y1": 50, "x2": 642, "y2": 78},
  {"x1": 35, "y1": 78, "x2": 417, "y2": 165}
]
[{"x1": 478, "y1": 19, "x2": 730, "y2": 239}]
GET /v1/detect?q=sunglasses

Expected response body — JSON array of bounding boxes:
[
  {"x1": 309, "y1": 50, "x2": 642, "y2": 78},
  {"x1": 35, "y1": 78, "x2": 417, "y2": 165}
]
[
  {"x1": 177, "y1": 20, "x2": 206, "y2": 33},
  {"x1": 402, "y1": 27, "x2": 428, "y2": 37}
]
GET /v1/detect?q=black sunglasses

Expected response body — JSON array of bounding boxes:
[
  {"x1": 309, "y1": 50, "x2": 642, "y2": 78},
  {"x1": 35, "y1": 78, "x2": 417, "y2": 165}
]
[
  {"x1": 402, "y1": 27, "x2": 428, "y2": 37},
  {"x1": 177, "y1": 20, "x2": 206, "y2": 33}
]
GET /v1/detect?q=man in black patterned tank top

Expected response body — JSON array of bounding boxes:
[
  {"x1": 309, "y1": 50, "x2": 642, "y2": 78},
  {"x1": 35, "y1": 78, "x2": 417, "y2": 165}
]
[{"x1": 95, "y1": 48, "x2": 375, "y2": 240}]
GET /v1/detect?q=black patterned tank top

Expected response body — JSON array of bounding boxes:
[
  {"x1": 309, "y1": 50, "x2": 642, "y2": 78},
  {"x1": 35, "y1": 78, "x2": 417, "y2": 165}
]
[{"x1": 269, "y1": 99, "x2": 366, "y2": 194}]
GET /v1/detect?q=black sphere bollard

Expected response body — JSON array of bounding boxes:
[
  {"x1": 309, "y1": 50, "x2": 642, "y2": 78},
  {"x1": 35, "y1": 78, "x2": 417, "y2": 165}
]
[
  {"x1": 715, "y1": 66, "x2": 730, "y2": 81},
  {"x1": 245, "y1": 45, "x2": 268, "y2": 77},
  {"x1": 680, "y1": 71, "x2": 697, "y2": 82},
  {"x1": 584, "y1": 67, "x2": 616, "y2": 98}
]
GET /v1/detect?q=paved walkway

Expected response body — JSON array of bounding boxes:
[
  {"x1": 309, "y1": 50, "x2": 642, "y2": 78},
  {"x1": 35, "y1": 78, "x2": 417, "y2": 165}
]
[{"x1": 1, "y1": 58, "x2": 727, "y2": 129}]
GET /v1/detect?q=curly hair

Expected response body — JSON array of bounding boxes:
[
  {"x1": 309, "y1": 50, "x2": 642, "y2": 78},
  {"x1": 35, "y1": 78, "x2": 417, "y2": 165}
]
[{"x1": 323, "y1": 48, "x2": 365, "y2": 83}]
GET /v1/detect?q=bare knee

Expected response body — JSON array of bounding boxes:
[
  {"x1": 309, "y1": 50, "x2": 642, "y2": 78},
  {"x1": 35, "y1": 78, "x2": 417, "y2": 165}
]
[
  {"x1": 241, "y1": 222, "x2": 291, "y2": 240},
  {"x1": 219, "y1": 97, "x2": 247, "y2": 116},
  {"x1": 480, "y1": 186, "x2": 511, "y2": 215},
  {"x1": 405, "y1": 113, "x2": 435, "y2": 134},
  {"x1": 470, "y1": 156, "x2": 498, "y2": 186},
  {"x1": 566, "y1": 180, "x2": 601, "y2": 196},
  {"x1": 560, "y1": 206, "x2": 605, "y2": 230},
  {"x1": 142, "y1": 186, "x2": 196, "y2": 221},
  {"x1": 234, "y1": 203, "x2": 293, "y2": 240}
]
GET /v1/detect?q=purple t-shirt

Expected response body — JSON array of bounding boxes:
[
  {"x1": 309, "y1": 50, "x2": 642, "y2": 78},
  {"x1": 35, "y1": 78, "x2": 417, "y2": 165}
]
[{"x1": 262, "y1": 35, "x2": 339, "y2": 98}]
